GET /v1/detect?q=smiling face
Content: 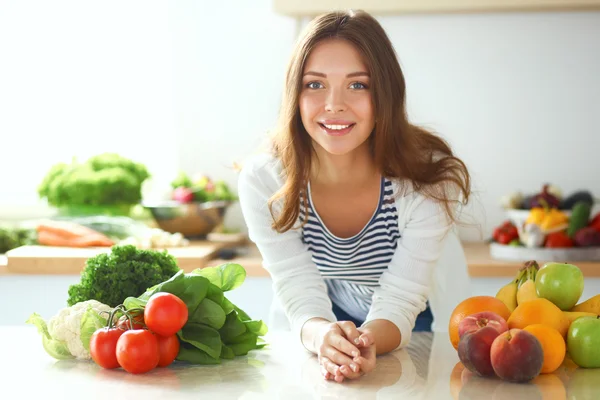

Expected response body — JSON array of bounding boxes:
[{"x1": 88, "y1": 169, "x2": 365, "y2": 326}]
[{"x1": 299, "y1": 38, "x2": 375, "y2": 157}]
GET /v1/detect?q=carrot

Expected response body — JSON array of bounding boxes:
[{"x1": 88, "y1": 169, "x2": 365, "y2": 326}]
[
  {"x1": 36, "y1": 220, "x2": 104, "y2": 239},
  {"x1": 36, "y1": 226, "x2": 114, "y2": 247}
]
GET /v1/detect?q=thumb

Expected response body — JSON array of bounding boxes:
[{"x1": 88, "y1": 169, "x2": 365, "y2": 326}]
[{"x1": 358, "y1": 330, "x2": 375, "y2": 347}]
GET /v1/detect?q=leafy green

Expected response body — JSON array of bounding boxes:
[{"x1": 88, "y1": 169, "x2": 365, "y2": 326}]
[
  {"x1": 37, "y1": 152, "x2": 150, "y2": 209},
  {"x1": 124, "y1": 263, "x2": 268, "y2": 365},
  {"x1": 192, "y1": 263, "x2": 246, "y2": 292},
  {"x1": 26, "y1": 313, "x2": 74, "y2": 360},
  {"x1": 67, "y1": 245, "x2": 181, "y2": 307},
  {"x1": 79, "y1": 306, "x2": 109, "y2": 352}
]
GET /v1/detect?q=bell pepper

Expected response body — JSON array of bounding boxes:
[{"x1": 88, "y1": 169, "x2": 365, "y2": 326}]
[
  {"x1": 526, "y1": 207, "x2": 569, "y2": 233},
  {"x1": 493, "y1": 221, "x2": 519, "y2": 245},
  {"x1": 545, "y1": 231, "x2": 574, "y2": 248}
]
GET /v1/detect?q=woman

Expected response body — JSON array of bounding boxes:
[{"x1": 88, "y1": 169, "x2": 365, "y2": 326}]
[{"x1": 238, "y1": 9, "x2": 472, "y2": 383}]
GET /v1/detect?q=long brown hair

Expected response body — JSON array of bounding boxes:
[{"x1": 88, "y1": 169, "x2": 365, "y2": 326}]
[{"x1": 268, "y1": 9, "x2": 471, "y2": 233}]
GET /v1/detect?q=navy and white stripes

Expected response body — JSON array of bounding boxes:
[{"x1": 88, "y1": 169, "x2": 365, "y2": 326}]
[{"x1": 300, "y1": 177, "x2": 400, "y2": 321}]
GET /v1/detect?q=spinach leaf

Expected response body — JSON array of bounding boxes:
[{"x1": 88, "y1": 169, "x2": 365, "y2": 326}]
[
  {"x1": 137, "y1": 270, "x2": 209, "y2": 314},
  {"x1": 219, "y1": 311, "x2": 246, "y2": 343},
  {"x1": 176, "y1": 341, "x2": 220, "y2": 365},
  {"x1": 192, "y1": 263, "x2": 246, "y2": 292},
  {"x1": 206, "y1": 282, "x2": 224, "y2": 303},
  {"x1": 228, "y1": 339, "x2": 260, "y2": 356},
  {"x1": 123, "y1": 296, "x2": 147, "y2": 310},
  {"x1": 221, "y1": 296, "x2": 235, "y2": 315},
  {"x1": 243, "y1": 320, "x2": 268, "y2": 336},
  {"x1": 189, "y1": 298, "x2": 226, "y2": 330},
  {"x1": 178, "y1": 322, "x2": 222, "y2": 360},
  {"x1": 220, "y1": 343, "x2": 235, "y2": 360},
  {"x1": 233, "y1": 304, "x2": 251, "y2": 322}
]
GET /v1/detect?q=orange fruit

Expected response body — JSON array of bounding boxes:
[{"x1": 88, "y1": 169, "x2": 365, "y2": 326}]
[
  {"x1": 507, "y1": 298, "x2": 569, "y2": 338},
  {"x1": 448, "y1": 296, "x2": 511, "y2": 349},
  {"x1": 524, "y1": 324, "x2": 566, "y2": 374}
]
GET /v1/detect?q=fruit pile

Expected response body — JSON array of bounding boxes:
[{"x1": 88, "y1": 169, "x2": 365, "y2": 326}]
[
  {"x1": 449, "y1": 261, "x2": 600, "y2": 384},
  {"x1": 170, "y1": 171, "x2": 237, "y2": 204},
  {"x1": 494, "y1": 184, "x2": 599, "y2": 248}
]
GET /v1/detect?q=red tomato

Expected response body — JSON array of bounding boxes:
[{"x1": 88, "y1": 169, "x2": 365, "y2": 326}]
[
  {"x1": 157, "y1": 334, "x2": 180, "y2": 367},
  {"x1": 116, "y1": 329, "x2": 160, "y2": 374},
  {"x1": 144, "y1": 292, "x2": 188, "y2": 337},
  {"x1": 116, "y1": 311, "x2": 145, "y2": 330},
  {"x1": 90, "y1": 327, "x2": 124, "y2": 369}
]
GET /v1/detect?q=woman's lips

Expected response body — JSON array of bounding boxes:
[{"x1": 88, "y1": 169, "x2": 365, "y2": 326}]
[{"x1": 318, "y1": 122, "x2": 356, "y2": 136}]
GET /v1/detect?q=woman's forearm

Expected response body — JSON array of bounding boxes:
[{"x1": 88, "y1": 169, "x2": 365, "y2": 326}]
[
  {"x1": 300, "y1": 317, "x2": 332, "y2": 353},
  {"x1": 361, "y1": 319, "x2": 401, "y2": 355}
]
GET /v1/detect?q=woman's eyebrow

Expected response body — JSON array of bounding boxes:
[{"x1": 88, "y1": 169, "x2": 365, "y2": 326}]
[{"x1": 303, "y1": 71, "x2": 370, "y2": 78}]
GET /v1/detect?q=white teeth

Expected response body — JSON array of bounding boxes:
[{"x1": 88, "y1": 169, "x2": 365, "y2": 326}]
[{"x1": 323, "y1": 124, "x2": 351, "y2": 130}]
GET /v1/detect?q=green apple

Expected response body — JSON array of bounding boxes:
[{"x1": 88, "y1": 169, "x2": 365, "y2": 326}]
[
  {"x1": 535, "y1": 262, "x2": 584, "y2": 310},
  {"x1": 567, "y1": 316, "x2": 600, "y2": 368}
]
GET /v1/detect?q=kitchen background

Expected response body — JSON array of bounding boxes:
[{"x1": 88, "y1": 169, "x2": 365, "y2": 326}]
[{"x1": 0, "y1": 1, "x2": 599, "y2": 325}]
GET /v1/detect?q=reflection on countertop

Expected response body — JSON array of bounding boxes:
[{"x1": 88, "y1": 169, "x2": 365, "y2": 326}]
[{"x1": 1, "y1": 326, "x2": 597, "y2": 399}]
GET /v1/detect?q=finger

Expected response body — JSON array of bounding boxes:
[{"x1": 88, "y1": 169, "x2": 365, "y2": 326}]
[
  {"x1": 357, "y1": 331, "x2": 375, "y2": 347},
  {"x1": 338, "y1": 363, "x2": 362, "y2": 380},
  {"x1": 320, "y1": 356, "x2": 340, "y2": 377},
  {"x1": 321, "y1": 365, "x2": 332, "y2": 380},
  {"x1": 337, "y1": 321, "x2": 361, "y2": 347},
  {"x1": 328, "y1": 332, "x2": 361, "y2": 359},
  {"x1": 323, "y1": 346, "x2": 358, "y2": 369}
]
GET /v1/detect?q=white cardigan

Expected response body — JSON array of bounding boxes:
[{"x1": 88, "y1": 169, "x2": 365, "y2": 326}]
[{"x1": 237, "y1": 153, "x2": 471, "y2": 349}]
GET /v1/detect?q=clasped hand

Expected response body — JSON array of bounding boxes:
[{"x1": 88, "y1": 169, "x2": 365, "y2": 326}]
[{"x1": 315, "y1": 321, "x2": 376, "y2": 383}]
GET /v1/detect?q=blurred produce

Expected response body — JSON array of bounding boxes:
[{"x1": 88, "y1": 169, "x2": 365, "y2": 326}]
[
  {"x1": 37, "y1": 153, "x2": 150, "y2": 216},
  {"x1": 493, "y1": 184, "x2": 600, "y2": 255},
  {"x1": 0, "y1": 225, "x2": 37, "y2": 253}
]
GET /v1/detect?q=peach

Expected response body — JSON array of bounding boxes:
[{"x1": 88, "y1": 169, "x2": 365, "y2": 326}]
[
  {"x1": 458, "y1": 326, "x2": 501, "y2": 376},
  {"x1": 459, "y1": 311, "x2": 509, "y2": 339},
  {"x1": 490, "y1": 328, "x2": 544, "y2": 383}
]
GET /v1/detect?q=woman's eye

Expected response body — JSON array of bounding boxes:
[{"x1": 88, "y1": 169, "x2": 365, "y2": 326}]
[
  {"x1": 306, "y1": 81, "x2": 323, "y2": 89},
  {"x1": 350, "y1": 82, "x2": 368, "y2": 90}
]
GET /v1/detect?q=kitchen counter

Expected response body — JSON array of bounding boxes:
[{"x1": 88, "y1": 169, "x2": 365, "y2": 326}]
[
  {"x1": 3, "y1": 241, "x2": 600, "y2": 278},
  {"x1": 2, "y1": 325, "x2": 592, "y2": 399},
  {"x1": 210, "y1": 241, "x2": 600, "y2": 278}
]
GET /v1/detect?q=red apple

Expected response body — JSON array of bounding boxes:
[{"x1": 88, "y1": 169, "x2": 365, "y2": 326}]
[
  {"x1": 172, "y1": 186, "x2": 194, "y2": 203},
  {"x1": 459, "y1": 311, "x2": 509, "y2": 339}
]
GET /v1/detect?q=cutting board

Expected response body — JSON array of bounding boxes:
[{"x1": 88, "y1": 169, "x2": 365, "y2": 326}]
[{"x1": 5, "y1": 241, "x2": 229, "y2": 275}]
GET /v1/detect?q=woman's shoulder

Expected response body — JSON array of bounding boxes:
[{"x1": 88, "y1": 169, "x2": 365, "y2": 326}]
[{"x1": 237, "y1": 152, "x2": 284, "y2": 194}]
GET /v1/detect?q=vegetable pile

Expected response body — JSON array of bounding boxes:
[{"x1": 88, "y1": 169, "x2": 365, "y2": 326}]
[
  {"x1": 28, "y1": 262, "x2": 268, "y2": 374},
  {"x1": 170, "y1": 171, "x2": 237, "y2": 203},
  {"x1": 37, "y1": 153, "x2": 150, "y2": 211},
  {"x1": 66, "y1": 245, "x2": 181, "y2": 307}
]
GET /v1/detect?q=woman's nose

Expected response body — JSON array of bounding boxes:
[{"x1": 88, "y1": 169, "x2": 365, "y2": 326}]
[{"x1": 324, "y1": 89, "x2": 346, "y2": 113}]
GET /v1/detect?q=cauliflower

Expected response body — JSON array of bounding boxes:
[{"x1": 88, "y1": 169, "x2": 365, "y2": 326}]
[{"x1": 31, "y1": 300, "x2": 113, "y2": 360}]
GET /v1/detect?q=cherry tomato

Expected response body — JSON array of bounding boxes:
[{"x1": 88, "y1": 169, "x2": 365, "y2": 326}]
[
  {"x1": 90, "y1": 327, "x2": 124, "y2": 369},
  {"x1": 157, "y1": 334, "x2": 180, "y2": 367},
  {"x1": 144, "y1": 292, "x2": 188, "y2": 337},
  {"x1": 116, "y1": 310, "x2": 145, "y2": 330},
  {"x1": 116, "y1": 329, "x2": 160, "y2": 374}
]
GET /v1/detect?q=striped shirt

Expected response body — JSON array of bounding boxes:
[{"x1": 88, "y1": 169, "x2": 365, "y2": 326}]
[{"x1": 300, "y1": 177, "x2": 401, "y2": 322}]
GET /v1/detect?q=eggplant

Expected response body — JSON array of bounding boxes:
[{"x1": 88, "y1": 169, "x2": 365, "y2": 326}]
[{"x1": 560, "y1": 190, "x2": 594, "y2": 210}]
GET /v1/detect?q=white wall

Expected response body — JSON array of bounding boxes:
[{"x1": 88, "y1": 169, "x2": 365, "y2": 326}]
[
  {"x1": 1, "y1": 1, "x2": 598, "y2": 240},
  {"x1": 172, "y1": 6, "x2": 600, "y2": 240}
]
